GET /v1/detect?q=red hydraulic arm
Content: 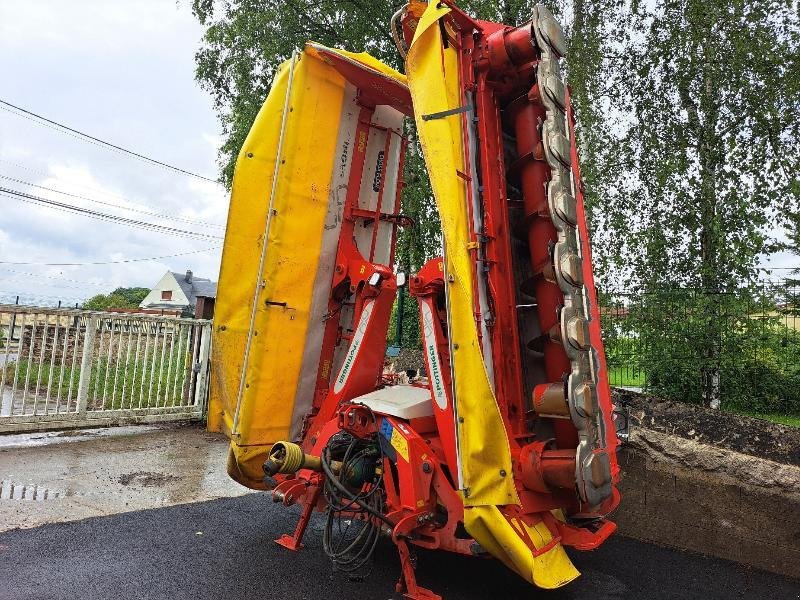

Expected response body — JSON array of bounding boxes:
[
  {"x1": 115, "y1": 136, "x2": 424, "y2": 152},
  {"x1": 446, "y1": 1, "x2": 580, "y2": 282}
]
[{"x1": 409, "y1": 257, "x2": 458, "y2": 478}]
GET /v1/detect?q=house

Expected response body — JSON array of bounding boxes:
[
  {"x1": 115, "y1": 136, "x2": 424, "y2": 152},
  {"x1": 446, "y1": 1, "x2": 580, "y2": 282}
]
[{"x1": 139, "y1": 270, "x2": 217, "y2": 317}]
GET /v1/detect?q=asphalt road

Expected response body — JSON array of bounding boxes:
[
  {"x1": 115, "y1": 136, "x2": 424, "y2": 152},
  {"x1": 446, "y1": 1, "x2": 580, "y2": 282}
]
[{"x1": 0, "y1": 493, "x2": 797, "y2": 600}]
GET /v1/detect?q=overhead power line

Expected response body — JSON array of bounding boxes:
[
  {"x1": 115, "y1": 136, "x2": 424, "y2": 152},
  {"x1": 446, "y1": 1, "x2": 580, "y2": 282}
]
[
  {"x1": 0, "y1": 248, "x2": 220, "y2": 267},
  {"x1": 0, "y1": 289, "x2": 86, "y2": 303},
  {"x1": 0, "y1": 186, "x2": 223, "y2": 241},
  {"x1": 0, "y1": 98, "x2": 221, "y2": 184},
  {"x1": 0, "y1": 174, "x2": 225, "y2": 229},
  {"x1": 1, "y1": 158, "x2": 133, "y2": 198},
  {"x1": 0, "y1": 268, "x2": 107, "y2": 287}
]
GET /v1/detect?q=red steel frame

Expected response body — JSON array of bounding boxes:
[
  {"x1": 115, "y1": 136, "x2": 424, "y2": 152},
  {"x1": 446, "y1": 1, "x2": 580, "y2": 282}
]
[
  {"x1": 303, "y1": 104, "x2": 408, "y2": 449},
  {"x1": 261, "y1": 4, "x2": 621, "y2": 599}
]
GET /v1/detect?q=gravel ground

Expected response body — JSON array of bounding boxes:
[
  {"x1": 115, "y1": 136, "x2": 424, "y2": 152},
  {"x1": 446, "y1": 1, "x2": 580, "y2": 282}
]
[{"x1": 0, "y1": 492, "x2": 797, "y2": 600}]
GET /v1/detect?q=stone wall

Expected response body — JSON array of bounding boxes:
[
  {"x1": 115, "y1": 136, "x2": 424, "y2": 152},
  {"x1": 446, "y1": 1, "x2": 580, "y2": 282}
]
[{"x1": 615, "y1": 427, "x2": 800, "y2": 578}]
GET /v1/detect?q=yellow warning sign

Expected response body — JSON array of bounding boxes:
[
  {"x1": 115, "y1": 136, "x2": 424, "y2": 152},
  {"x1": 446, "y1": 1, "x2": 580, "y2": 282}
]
[{"x1": 390, "y1": 428, "x2": 409, "y2": 462}]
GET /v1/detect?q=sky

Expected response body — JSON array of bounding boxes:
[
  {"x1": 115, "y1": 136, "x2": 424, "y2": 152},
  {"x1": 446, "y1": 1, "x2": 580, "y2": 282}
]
[
  {"x1": 0, "y1": 2, "x2": 793, "y2": 308},
  {"x1": 0, "y1": 0, "x2": 227, "y2": 306}
]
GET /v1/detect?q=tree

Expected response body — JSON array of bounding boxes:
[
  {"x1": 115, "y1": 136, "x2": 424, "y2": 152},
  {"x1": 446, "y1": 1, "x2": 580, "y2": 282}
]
[
  {"x1": 192, "y1": 0, "x2": 612, "y2": 348},
  {"x1": 603, "y1": 0, "x2": 799, "y2": 288},
  {"x1": 596, "y1": 0, "x2": 800, "y2": 406},
  {"x1": 82, "y1": 287, "x2": 150, "y2": 311}
]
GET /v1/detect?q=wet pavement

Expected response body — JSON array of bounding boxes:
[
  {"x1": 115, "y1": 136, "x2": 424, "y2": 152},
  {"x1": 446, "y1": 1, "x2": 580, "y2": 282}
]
[
  {"x1": 0, "y1": 492, "x2": 797, "y2": 600},
  {"x1": 0, "y1": 423, "x2": 251, "y2": 531},
  {"x1": 0, "y1": 423, "x2": 797, "y2": 599}
]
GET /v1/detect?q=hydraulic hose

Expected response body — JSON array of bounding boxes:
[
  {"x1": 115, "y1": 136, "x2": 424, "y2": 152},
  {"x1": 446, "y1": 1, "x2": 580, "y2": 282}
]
[{"x1": 321, "y1": 446, "x2": 393, "y2": 527}]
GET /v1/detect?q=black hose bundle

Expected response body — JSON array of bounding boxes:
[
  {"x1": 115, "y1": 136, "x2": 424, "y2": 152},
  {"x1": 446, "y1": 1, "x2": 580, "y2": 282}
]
[{"x1": 321, "y1": 430, "x2": 387, "y2": 576}]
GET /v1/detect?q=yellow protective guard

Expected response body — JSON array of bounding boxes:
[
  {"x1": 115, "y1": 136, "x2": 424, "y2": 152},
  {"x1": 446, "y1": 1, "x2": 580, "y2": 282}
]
[
  {"x1": 406, "y1": 2, "x2": 579, "y2": 588},
  {"x1": 465, "y1": 506, "x2": 580, "y2": 589},
  {"x1": 209, "y1": 46, "x2": 407, "y2": 489},
  {"x1": 406, "y1": 0, "x2": 518, "y2": 510}
]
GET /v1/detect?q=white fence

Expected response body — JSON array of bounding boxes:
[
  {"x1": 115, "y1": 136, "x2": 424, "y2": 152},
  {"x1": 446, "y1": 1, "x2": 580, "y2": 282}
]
[{"x1": 0, "y1": 304, "x2": 211, "y2": 433}]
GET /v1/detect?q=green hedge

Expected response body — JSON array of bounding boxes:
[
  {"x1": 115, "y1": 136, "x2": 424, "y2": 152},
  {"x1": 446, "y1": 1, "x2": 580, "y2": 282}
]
[{"x1": 602, "y1": 286, "x2": 800, "y2": 415}]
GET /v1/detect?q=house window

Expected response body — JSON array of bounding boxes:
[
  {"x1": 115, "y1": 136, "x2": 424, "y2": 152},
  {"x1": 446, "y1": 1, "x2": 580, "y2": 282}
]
[{"x1": 161, "y1": 290, "x2": 172, "y2": 301}]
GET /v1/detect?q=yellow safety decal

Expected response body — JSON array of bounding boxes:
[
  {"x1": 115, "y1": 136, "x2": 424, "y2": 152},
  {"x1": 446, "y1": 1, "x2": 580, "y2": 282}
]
[{"x1": 390, "y1": 428, "x2": 410, "y2": 462}]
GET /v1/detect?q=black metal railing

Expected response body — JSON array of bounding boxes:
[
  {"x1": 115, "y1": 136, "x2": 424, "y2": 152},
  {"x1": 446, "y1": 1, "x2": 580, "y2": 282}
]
[{"x1": 599, "y1": 279, "x2": 800, "y2": 416}]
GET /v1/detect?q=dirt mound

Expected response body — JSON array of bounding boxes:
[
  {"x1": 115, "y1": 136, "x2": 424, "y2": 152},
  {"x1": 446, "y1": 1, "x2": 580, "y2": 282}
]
[
  {"x1": 392, "y1": 348, "x2": 425, "y2": 373},
  {"x1": 613, "y1": 388, "x2": 800, "y2": 466}
]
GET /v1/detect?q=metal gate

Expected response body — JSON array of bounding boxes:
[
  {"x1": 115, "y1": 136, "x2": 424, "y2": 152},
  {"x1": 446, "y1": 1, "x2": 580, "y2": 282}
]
[{"x1": 0, "y1": 304, "x2": 211, "y2": 433}]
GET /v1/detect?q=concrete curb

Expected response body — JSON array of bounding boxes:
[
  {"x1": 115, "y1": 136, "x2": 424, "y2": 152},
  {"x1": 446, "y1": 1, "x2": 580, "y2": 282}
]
[{"x1": 615, "y1": 427, "x2": 800, "y2": 578}]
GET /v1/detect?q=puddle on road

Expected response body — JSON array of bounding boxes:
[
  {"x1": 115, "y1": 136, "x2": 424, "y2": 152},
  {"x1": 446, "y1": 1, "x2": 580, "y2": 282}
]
[
  {"x1": 0, "y1": 425, "x2": 251, "y2": 532},
  {"x1": 0, "y1": 480, "x2": 68, "y2": 501}
]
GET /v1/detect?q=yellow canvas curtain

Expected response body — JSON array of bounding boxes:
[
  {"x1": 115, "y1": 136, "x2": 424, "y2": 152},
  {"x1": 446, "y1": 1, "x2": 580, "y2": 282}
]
[
  {"x1": 209, "y1": 47, "x2": 407, "y2": 489},
  {"x1": 405, "y1": 3, "x2": 579, "y2": 588}
]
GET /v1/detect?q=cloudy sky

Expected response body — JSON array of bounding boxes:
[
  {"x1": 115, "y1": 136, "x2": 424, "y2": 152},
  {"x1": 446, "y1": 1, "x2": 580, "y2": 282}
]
[
  {"x1": 0, "y1": 0, "x2": 227, "y2": 306},
  {"x1": 0, "y1": 2, "x2": 793, "y2": 308}
]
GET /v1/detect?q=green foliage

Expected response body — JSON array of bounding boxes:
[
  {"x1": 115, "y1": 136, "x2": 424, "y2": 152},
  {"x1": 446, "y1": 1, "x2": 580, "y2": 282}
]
[
  {"x1": 599, "y1": 0, "x2": 799, "y2": 289},
  {"x1": 602, "y1": 285, "x2": 800, "y2": 415},
  {"x1": 734, "y1": 411, "x2": 800, "y2": 429},
  {"x1": 391, "y1": 135, "x2": 441, "y2": 348},
  {"x1": 388, "y1": 287, "x2": 423, "y2": 349},
  {"x1": 8, "y1": 359, "x2": 81, "y2": 404},
  {"x1": 591, "y1": 0, "x2": 800, "y2": 406},
  {"x1": 8, "y1": 343, "x2": 191, "y2": 410},
  {"x1": 606, "y1": 366, "x2": 645, "y2": 387},
  {"x1": 561, "y1": 0, "x2": 626, "y2": 256},
  {"x1": 82, "y1": 287, "x2": 150, "y2": 311}
]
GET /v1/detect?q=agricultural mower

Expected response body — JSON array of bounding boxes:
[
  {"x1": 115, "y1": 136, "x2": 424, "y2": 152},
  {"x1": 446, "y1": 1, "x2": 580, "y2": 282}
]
[{"x1": 209, "y1": 1, "x2": 622, "y2": 597}]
